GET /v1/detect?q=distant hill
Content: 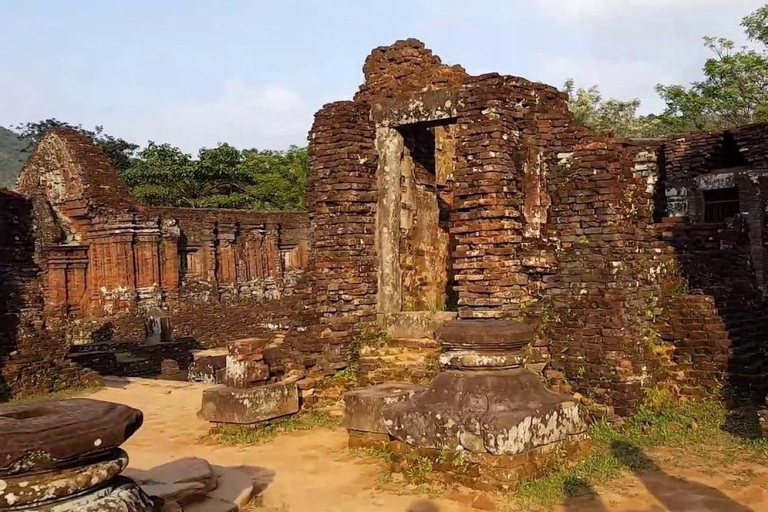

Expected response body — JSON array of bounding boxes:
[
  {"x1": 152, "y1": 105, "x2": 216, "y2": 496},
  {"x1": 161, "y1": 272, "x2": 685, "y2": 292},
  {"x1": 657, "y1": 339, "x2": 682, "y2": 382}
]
[{"x1": 0, "y1": 127, "x2": 29, "y2": 189}]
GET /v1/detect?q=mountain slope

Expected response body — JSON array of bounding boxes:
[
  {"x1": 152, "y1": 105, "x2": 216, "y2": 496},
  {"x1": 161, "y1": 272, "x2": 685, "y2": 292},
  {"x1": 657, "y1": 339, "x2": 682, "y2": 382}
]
[{"x1": 0, "y1": 127, "x2": 29, "y2": 189}]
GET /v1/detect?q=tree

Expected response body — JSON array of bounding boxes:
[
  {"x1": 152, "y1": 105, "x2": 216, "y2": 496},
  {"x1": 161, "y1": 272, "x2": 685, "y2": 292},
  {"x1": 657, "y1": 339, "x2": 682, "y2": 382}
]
[
  {"x1": 653, "y1": 6, "x2": 768, "y2": 133},
  {"x1": 239, "y1": 146, "x2": 309, "y2": 210},
  {"x1": 563, "y1": 79, "x2": 663, "y2": 138},
  {"x1": 123, "y1": 142, "x2": 309, "y2": 210},
  {"x1": 14, "y1": 119, "x2": 139, "y2": 172}
]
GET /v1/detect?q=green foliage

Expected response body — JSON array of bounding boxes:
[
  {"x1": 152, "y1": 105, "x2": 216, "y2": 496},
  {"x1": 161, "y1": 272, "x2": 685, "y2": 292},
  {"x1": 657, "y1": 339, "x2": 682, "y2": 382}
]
[
  {"x1": 566, "y1": 6, "x2": 768, "y2": 138},
  {"x1": 653, "y1": 6, "x2": 768, "y2": 133},
  {"x1": 124, "y1": 142, "x2": 309, "y2": 210},
  {"x1": 5, "y1": 119, "x2": 309, "y2": 211},
  {"x1": 564, "y1": 79, "x2": 663, "y2": 138},
  {"x1": 318, "y1": 366, "x2": 359, "y2": 390},
  {"x1": 0, "y1": 126, "x2": 28, "y2": 188},
  {"x1": 515, "y1": 389, "x2": 768, "y2": 506},
  {"x1": 212, "y1": 410, "x2": 340, "y2": 445}
]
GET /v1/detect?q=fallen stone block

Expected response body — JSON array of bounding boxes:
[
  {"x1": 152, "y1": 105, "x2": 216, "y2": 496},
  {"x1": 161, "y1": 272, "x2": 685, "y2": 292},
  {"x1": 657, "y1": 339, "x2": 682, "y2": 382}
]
[
  {"x1": 141, "y1": 481, "x2": 208, "y2": 505},
  {"x1": 199, "y1": 382, "x2": 299, "y2": 424},
  {"x1": 188, "y1": 355, "x2": 227, "y2": 384},
  {"x1": 225, "y1": 356, "x2": 270, "y2": 388},
  {"x1": 124, "y1": 457, "x2": 216, "y2": 505},
  {"x1": 343, "y1": 382, "x2": 426, "y2": 434}
]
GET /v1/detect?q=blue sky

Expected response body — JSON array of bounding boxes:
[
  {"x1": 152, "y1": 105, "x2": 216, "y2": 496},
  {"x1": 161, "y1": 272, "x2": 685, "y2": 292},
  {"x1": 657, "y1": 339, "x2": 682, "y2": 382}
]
[{"x1": 0, "y1": 0, "x2": 763, "y2": 152}]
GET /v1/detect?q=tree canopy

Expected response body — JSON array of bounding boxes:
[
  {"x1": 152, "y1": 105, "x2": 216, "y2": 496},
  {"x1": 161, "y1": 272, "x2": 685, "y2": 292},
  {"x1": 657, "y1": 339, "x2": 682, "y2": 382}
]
[
  {"x1": 567, "y1": 5, "x2": 768, "y2": 137},
  {"x1": 124, "y1": 143, "x2": 309, "y2": 210}
]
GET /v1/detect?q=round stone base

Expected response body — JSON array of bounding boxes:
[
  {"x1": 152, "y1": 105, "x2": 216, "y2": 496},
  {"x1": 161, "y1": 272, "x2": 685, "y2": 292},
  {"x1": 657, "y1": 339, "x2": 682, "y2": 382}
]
[
  {"x1": 0, "y1": 449, "x2": 129, "y2": 508},
  {"x1": 9, "y1": 477, "x2": 155, "y2": 512}
]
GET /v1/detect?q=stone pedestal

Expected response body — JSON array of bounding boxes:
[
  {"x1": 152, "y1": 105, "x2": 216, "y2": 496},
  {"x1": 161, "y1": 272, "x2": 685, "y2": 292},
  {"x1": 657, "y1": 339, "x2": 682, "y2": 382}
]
[
  {"x1": 343, "y1": 319, "x2": 589, "y2": 490},
  {"x1": 0, "y1": 398, "x2": 155, "y2": 511},
  {"x1": 198, "y1": 336, "x2": 303, "y2": 425}
]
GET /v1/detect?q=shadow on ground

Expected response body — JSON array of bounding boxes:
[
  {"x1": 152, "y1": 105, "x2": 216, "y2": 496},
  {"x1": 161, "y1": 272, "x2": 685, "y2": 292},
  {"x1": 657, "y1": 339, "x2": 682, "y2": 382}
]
[{"x1": 561, "y1": 441, "x2": 755, "y2": 511}]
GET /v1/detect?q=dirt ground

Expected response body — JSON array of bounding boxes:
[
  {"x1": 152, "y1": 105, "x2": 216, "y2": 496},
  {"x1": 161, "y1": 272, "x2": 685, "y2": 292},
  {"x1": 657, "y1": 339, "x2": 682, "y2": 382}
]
[{"x1": 90, "y1": 378, "x2": 768, "y2": 512}]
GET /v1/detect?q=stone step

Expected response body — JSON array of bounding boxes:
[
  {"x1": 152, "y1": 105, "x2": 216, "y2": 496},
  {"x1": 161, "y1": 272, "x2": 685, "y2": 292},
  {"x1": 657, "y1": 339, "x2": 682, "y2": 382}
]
[{"x1": 380, "y1": 311, "x2": 457, "y2": 339}]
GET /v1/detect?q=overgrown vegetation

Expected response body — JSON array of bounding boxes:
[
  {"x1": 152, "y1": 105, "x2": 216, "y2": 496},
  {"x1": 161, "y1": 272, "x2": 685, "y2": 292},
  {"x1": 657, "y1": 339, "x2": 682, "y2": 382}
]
[
  {"x1": 515, "y1": 388, "x2": 768, "y2": 507},
  {"x1": 211, "y1": 410, "x2": 341, "y2": 446}
]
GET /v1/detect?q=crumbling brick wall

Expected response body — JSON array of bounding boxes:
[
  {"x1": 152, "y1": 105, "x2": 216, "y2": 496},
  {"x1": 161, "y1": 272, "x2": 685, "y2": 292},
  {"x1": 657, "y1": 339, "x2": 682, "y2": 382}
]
[
  {"x1": 655, "y1": 217, "x2": 768, "y2": 397},
  {"x1": 0, "y1": 190, "x2": 94, "y2": 399},
  {"x1": 299, "y1": 41, "x2": 669, "y2": 414},
  {"x1": 288, "y1": 100, "x2": 378, "y2": 368},
  {"x1": 15, "y1": 129, "x2": 310, "y2": 348}
]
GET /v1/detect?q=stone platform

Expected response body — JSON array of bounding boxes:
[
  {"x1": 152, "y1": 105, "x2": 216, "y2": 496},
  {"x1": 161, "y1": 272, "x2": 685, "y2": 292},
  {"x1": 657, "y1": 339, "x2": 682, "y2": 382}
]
[
  {"x1": 343, "y1": 319, "x2": 589, "y2": 490},
  {"x1": 200, "y1": 381, "x2": 300, "y2": 424}
]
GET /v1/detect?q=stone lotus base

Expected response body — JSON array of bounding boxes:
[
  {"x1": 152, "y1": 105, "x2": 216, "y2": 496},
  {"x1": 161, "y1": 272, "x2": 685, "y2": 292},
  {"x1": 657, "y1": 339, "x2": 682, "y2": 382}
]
[
  {"x1": 199, "y1": 381, "x2": 300, "y2": 424},
  {"x1": 383, "y1": 370, "x2": 587, "y2": 455},
  {"x1": 0, "y1": 399, "x2": 147, "y2": 511},
  {"x1": 0, "y1": 450, "x2": 129, "y2": 509},
  {"x1": 33, "y1": 476, "x2": 156, "y2": 512},
  {"x1": 343, "y1": 370, "x2": 590, "y2": 490}
]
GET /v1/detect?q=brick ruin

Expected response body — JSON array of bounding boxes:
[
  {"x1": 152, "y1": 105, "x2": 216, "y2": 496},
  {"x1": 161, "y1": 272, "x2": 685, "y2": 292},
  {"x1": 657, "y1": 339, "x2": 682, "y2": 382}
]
[{"x1": 1, "y1": 39, "x2": 768, "y2": 416}]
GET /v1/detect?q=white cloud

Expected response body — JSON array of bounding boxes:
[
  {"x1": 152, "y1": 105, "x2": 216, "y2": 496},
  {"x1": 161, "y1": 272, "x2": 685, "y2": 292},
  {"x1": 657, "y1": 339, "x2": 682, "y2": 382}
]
[
  {"x1": 535, "y1": 0, "x2": 758, "y2": 23},
  {"x1": 115, "y1": 81, "x2": 313, "y2": 153}
]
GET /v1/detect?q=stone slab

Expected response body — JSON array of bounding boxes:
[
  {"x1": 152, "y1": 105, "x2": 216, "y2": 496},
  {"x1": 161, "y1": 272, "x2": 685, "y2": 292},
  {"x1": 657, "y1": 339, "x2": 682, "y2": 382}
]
[
  {"x1": 0, "y1": 399, "x2": 143, "y2": 476},
  {"x1": 199, "y1": 382, "x2": 299, "y2": 424},
  {"x1": 224, "y1": 356, "x2": 269, "y2": 388},
  {"x1": 383, "y1": 369, "x2": 587, "y2": 456},
  {"x1": 435, "y1": 320, "x2": 534, "y2": 352},
  {"x1": 343, "y1": 382, "x2": 427, "y2": 434},
  {"x1": 141, "y1": 481, "x2": 207, "y2": 505},
  {"x1": 124, "y1": 457, "x2": 215, "y2": 490},
  {"x1": 188, "y1": 355, "x2": 226, "y2": 384},
  {"x1": 439, "y1": 350, "x2": 525, "y2": 370}
]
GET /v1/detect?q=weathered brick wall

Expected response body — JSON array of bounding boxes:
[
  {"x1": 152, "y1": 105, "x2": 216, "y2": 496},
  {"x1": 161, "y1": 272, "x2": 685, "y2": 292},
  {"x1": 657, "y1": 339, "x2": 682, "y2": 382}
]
[
  {"x1": 15, "y1": 129, "x2": 310, "y2": 348},
  {"x1": 285, "y1": 100, "x2": 378, "y2": 369},
  {"x1": 0, "y1": 190, "x2": 94, "y2": 399},
  {"x1": 655, "y1": 218, "x2": 768, "y2": 397},
  {"x1": 355, "y1": 38, "x2": 467, "y2": 103}
]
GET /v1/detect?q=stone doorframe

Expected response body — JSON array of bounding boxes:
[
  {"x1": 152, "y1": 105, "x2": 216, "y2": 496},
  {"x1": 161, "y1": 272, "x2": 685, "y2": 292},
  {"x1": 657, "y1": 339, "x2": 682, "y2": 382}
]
[{"x1": 372, "y1": 89, "x2": 461, "y2": 316}]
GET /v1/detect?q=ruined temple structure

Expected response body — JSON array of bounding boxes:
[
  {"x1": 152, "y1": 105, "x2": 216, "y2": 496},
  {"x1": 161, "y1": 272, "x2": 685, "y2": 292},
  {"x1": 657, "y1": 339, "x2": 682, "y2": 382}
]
[{"x1": 2, "y1": 38, "x2": 768, "y2": 424}]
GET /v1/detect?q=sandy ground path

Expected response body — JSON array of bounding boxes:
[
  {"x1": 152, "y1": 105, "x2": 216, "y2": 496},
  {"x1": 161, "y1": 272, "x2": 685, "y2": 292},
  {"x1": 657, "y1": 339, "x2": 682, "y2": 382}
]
[
  {"x1": 91, "y1": 378, "x2": 768, "y2": 512},
  {"x1": 92, "y1": 378, "x2": 469, "y2": 512}
]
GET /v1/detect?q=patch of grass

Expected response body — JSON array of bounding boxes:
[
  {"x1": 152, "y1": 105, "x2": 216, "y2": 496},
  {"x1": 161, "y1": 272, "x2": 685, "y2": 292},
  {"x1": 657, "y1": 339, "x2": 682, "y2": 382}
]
[
  {"x1": 352, "y1": 446, "x2": 392, "y2": 463},
  {"x1": 515, "y1": 388, "x2": 768, "y2": 507},
  {"x1": 9, "y1": 383, "x2": 104, "y2": 403},
  {"x1": 403, "y1": 454, "x2": 434, "y2": 483},
  {"x1": 212, "y1": 410, "x2": 341, "y2": 446}
]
